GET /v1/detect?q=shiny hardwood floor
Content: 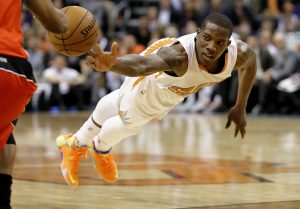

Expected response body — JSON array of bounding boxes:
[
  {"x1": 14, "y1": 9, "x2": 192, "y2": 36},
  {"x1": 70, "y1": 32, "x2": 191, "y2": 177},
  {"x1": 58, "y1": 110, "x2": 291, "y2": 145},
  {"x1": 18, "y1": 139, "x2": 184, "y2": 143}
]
[{"x1": 11, "y1": 112, "x2": 300, "y2": 209}]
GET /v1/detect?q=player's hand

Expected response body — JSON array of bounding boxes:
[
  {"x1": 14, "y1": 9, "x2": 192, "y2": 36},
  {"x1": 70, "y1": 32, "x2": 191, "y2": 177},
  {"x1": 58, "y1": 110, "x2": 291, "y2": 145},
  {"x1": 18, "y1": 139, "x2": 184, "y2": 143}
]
[
  {"x1": 225, "y1": 105, "x2": 247, "y2": 138},
  {"x1": 86, "y1": 42, "x2": 118, "y2": 72}
]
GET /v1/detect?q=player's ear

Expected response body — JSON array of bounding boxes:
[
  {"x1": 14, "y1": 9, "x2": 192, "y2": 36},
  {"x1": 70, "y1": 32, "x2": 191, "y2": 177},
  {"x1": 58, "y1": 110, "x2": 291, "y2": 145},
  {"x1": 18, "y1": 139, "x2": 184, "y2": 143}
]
[{"x1": 196, "y1": 28, "x2": 201, "y2": 35}]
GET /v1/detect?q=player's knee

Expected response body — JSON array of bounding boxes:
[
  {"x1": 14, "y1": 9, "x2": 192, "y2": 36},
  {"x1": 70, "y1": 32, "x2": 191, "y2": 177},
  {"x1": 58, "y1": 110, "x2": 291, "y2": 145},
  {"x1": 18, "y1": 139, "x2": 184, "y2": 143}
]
[{"x1": 119, "y1": 121, "x2": 143, "y2": 137}]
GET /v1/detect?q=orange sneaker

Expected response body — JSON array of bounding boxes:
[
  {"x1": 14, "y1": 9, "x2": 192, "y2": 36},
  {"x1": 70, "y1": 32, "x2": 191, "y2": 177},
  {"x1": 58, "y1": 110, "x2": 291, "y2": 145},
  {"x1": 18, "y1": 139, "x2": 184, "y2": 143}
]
[
  {"x1": 56, "y1": 133, "x2": 88, "y2": 187},
  {"x1": 90, "y1": 141, "x2": 118, "y2": 183}
]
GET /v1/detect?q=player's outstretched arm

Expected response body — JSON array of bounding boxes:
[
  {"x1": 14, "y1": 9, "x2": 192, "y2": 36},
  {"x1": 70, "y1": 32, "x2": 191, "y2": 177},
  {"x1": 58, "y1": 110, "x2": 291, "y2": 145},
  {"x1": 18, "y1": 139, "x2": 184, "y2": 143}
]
[
  {"x1": 225, "y1": 40, "x2": 257, "y2": 138},
  {"x1": 24, "y1": 0, "x2": 68, "y2": 33},
  {"x1": 86, "y1": 43, "x2": 187, "y2": 77}
]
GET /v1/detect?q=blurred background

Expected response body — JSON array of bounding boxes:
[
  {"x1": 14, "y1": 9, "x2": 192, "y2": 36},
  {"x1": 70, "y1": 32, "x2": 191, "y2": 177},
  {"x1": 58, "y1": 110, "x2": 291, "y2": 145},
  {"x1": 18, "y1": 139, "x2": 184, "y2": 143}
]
[{"x1": 22, "y1": 0, "x2": 300, "y2": 115}]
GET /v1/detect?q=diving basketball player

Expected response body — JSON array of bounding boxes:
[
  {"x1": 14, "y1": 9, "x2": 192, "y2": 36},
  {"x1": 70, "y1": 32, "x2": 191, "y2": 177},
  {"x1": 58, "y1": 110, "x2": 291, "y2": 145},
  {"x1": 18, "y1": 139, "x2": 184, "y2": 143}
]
[{"x1": 57, "y1": 13, "x2": 257, "y2": 187}]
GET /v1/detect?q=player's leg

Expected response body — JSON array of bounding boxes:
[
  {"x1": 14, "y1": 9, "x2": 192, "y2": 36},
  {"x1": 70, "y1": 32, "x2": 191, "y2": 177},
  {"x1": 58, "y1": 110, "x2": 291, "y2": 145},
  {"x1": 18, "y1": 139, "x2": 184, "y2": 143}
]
[
  {"x1": 0, "y1": 58, "x2": 37, "y2": 207},
  {"x1": 56, "y1": 89, "x2": 120, "y2": 187},
  {"x1": 74, "y1": 89, "x2": 120, "y2": 146},
  {"x1": 94, "y1": 115, "x2": 142, "y2": 152},
  {"x1": 90, "y1": 113, "x2": 148, "y2": 183},
  {"x1": 0, "y1": 134, "x2": 16, "y2": 209}
]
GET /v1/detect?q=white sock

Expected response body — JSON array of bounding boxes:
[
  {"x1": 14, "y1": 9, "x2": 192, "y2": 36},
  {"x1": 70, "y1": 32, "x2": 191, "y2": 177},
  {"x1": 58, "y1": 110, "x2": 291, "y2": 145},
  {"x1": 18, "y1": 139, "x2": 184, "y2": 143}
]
[
  {"x1": 76, "y1": 90, "x2": 119, "y2": 147},
  {"x1": 74, "y1": 116, "x2": 101, "y2": 146}
]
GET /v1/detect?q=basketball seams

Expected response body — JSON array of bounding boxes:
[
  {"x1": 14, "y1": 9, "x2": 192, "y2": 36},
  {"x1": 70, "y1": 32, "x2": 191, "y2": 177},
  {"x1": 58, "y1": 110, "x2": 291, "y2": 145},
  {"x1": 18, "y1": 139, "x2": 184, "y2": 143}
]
[
  {"x1": 50, "y1": 30, "x2": 98, "y2": 46},
  {"x1": 61, "y1": 33, "x2": 70, "y2": 56},
  {"x1": 63, "y1": 9, "x2": 89, "y2": 40},
  {"x1": 48, "y1": 6, "x2": 98, "y2": 56},
  {"x1": 53, "y1": 8, "x2": 89, "y2": 41}
]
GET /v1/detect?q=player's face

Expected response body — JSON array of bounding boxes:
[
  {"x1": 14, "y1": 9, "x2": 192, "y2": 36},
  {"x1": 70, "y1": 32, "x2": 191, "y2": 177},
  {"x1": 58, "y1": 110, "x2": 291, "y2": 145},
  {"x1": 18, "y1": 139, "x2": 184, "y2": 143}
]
[{"x1": 196, "y1": 22, "x2": 231, "y2": 66}]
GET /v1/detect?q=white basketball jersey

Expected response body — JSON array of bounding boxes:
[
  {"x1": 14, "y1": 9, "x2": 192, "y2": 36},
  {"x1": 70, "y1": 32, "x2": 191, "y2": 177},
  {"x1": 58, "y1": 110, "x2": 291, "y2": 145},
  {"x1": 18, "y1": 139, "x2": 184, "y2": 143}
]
[
  {"x1": 154, "y1": 33, "x2": 238, "y2": 96},
  {"x1": 118, "y1": 33, "x2": 238, "y2": 123}
]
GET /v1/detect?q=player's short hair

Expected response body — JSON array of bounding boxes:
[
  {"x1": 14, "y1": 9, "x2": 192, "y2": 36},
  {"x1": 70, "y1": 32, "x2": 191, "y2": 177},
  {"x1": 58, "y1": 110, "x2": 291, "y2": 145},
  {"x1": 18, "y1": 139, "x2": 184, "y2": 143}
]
[{"x1": 200, "y1": 13, "x2": 233, "y2": 37}]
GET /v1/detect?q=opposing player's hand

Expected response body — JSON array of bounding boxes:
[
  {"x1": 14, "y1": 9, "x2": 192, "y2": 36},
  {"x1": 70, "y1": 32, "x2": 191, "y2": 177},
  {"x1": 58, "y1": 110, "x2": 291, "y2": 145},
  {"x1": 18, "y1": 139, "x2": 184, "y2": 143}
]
[
  {"x1": 225, "y1": 105, "x2": 247, "y2": 138},
  {"x1": 86, "y1": 42, "x2": 118, "y2": 72}
]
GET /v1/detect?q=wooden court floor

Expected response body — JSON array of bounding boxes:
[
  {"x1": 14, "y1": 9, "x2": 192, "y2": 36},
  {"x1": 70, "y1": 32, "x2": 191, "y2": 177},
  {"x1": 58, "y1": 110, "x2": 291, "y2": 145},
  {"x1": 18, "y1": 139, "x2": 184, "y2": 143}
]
[{"x1": 11, "y1": 112, "x2": 300, "y2": 209}]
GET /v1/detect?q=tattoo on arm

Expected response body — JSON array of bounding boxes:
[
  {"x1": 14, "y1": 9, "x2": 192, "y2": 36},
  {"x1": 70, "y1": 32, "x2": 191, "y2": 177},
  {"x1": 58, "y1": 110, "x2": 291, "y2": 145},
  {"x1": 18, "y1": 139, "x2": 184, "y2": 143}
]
[
  {"x1": 157, "y1": 46, "x2": 187, "y2": 76},
  {"x1": 109, "y1": 44, "x2": 187, "y2": 77}
]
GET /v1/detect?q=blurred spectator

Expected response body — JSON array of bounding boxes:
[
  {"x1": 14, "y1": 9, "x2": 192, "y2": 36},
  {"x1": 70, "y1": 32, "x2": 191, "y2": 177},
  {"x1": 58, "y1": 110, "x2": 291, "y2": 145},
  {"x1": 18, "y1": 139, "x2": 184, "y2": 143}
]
[
  {"x1": 247, "y1": 35, "x2": 275, "y2": 81},
  {"x1": 26, "y1": 35, "x2": 46, "y2": 82},
  {"x1": 246, "y1": 35, "x2": 275, "y2": 113},
  {"x1": 223, "y1": 0, "x2": 260, "y2": 32},
  {"x1": 157, "y1": 0, "x2": 182, "y2": 27},
  {"x1": 277, "y1": 1, "x2": 299, "y2": 32},
  {"x1": 119, "y1": 34, "x2": 145, "y2": 55},
  {"x1": 259, "y1": 9, "x2": 279, "y2": 33},
  {"x1": 79, "y1": 60, "x2": 107, "y2": 108},
  {"x1": 258, "y1": 29, "x2": 277, "y2": 55},
  {"x1": 181, "y1": 0, "x2": 204, "y2": 28},
  {"x1": 182, "y1": 20, "x2": 197, "y2": 35},
  {"x1": 163, "y1": 25, "x2": 179, "y2": 38},
  {"x1": 235, "y1": 20, "x2": 252, "y2": 41},
  {"x1": 147, "y1": 6, "x2": 159, "y2": 32},
  {"x1": 106, "y1": 72, "x2": 124, "y2": 93},
  {"x1": 254, "y1": 31, "x2": 300, "y2": 113},
  {"x1": 277, "y1": 69, "x2": 300, "y2": 113},
  {"x1": 269, "y1": 32, "x2": 299, "y2": 84},
  {"x1": 128, "y1": 16, "x2": 152, "y2": 46},
  {"x1": 43, "y1": 54, "x2": 86, "y2": 111},
  {"x1": 199, "y1": 0, "x2": 224, "y2": 19},
  {"x1": 97, "y1": 28, "x2": 111, "y2": 51}
]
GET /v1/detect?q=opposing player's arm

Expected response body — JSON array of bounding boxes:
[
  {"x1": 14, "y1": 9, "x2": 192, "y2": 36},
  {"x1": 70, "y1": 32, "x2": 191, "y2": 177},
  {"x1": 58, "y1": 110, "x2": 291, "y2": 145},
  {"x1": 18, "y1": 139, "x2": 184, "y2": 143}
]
[
  {"x1": 86, "y1": 43, "x2": 188, "y2": 77},
  {"x1": 24, "y1": 0, "x2": 68, "y2": 33},
  {"x1": 234, "y1": 40, "x2": 257, "y2": 108}
]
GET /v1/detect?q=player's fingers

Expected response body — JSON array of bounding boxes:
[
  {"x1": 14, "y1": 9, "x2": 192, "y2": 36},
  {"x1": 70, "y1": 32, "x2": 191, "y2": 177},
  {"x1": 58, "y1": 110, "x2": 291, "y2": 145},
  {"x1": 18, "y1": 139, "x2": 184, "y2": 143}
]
[
  {"x1": 111, "y1": 42, "x2": 119, "y2": 56},
  {"x1": 225, "y1": 119, "x2": 231, "y2": 129},
  {"x1": 88, "y1": 49, "x2": 97, "y2": 57},
  {"x1": 86, "y1": 56, "x2": 95, "y2": 64},
  {"x1": 240, "y1": 123, "x2": 246, "y2": 138},
  {"x1": 241, "y1": 128, "x2": 246, "y2": 139},
  {"x1": 86, "y1": 62, "x2": 95, "y2": 69},
  {"x1": 234, "y1": 126, "x2": 239, "y2": 138},
  {"x1": 91, "y1": 44, "x2": 104, "y2": 55}
]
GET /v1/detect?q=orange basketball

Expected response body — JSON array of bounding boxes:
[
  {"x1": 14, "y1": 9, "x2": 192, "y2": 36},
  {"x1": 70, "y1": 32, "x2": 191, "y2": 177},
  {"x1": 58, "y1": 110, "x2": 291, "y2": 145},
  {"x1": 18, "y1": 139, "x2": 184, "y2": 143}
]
[{"x1": 48, "y1": 6, "x2": 99, "y2": 56}]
